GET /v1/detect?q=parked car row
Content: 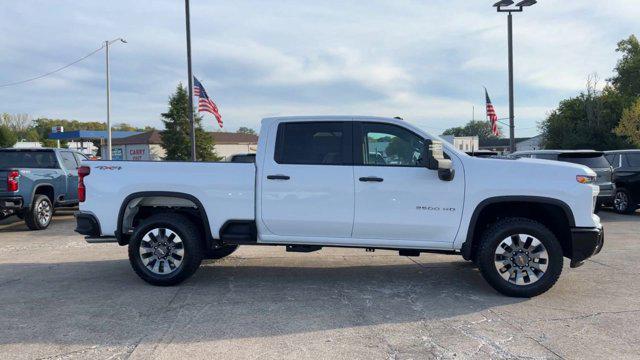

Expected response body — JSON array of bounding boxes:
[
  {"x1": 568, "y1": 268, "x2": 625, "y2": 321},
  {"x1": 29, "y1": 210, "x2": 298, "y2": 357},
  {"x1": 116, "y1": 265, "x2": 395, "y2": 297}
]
[
  {"x1": 0, "y1": 148, "x2": 87, "y2": 229},
  {"x1": 511, "y1": 149, "x2": 640, "y2": 215}
]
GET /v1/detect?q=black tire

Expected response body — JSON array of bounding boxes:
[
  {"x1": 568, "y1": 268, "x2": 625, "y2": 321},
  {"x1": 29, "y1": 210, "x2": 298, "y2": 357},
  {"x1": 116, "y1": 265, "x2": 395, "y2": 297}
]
[
  {"x1": 128, "y1": 213, "x2": 204, "y2": 286},
  {"x1": 613, "y1": 188, "x2": 636, "y2": 214},
  {"x1": 24, "y1": 195, "x2": 53, "y2": 230},
  {"x1": 205, "y1": 245, "x2": 239, "y2": 260},
  {"x1": 477, "y1": 217, "x2": 563, "y2": 298}
]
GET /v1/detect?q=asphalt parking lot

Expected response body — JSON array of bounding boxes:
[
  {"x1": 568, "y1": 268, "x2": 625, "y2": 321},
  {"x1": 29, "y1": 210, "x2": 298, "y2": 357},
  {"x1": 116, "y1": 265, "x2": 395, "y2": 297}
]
[{"x1": 1, "y1": 211, "x2": 639, "y2": 360}]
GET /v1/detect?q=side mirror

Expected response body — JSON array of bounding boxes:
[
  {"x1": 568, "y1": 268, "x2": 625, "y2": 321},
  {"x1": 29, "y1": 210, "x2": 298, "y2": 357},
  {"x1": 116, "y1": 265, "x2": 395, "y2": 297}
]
[{"x1": 423, "y1": 140, "x2": 455, "y2": 181}]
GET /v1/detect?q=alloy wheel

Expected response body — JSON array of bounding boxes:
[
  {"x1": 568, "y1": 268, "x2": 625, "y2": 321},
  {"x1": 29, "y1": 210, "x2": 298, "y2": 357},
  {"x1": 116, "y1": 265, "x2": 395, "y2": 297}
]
[
  {"x1": 494, "y1": 234, "x2": 549, "y2": 286},
  {"x1": 139, "y1": 228, "x2": 185, "y2": 275},
  {"x1": 37, "y1": 200, "x2": 52, "y2": 226},
  {"x1": 614, "y1": 191, "x2": 628, "y2": 212}
]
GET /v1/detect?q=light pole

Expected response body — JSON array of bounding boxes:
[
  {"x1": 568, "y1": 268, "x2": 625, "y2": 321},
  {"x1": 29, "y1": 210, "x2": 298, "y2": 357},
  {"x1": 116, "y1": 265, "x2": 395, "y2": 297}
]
[
  {"x1": 104, "y1": 38, "x2": 127, "y2": 160},
  {"x1": 185, "y1": 0, "x2": 196, "y2": 161},
  {"x1": 493, "y1": 0, "x2": 536, "y2": 153}
]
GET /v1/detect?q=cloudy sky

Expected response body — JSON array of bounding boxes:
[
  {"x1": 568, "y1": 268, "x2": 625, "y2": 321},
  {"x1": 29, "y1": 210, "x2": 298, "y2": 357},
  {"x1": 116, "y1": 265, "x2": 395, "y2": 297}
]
[{"x1": 1, "y1": 1, "x2": 638, "y2": 137}]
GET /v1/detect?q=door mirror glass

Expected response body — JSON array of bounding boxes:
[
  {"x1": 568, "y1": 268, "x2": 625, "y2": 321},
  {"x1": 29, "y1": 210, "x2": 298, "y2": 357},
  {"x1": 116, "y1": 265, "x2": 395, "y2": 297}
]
[{"x1": 424, "y1": 140, "x2": 454, "y2": 181}]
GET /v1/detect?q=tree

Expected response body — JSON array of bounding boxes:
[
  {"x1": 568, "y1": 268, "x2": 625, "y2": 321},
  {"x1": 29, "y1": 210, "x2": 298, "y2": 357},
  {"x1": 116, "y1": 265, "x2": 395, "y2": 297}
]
[
  {"x1": 161, "y1": 84, "x2": 220, "y2": 161},
  {"x1": 1, "y1": 113, "x2": 32, "y2": 132},
  {"x1": 540, "y1": 81, "x2": 628, "y2": 150},
  {"x1": 610, "y1": 35, "x2": 640, "y2": 101},
  {"x1": 442, "y1": 120, "x2": 500, "y2": 142},
  {"x1": 0, "y1": 125, "x2": 17, "y2": 148},
  {"x1": 614, "y1": 98, "x2": 640, "y2": 147},
  {"x1": 237, "y1": 126, "x2": 256, "y2": 135}
]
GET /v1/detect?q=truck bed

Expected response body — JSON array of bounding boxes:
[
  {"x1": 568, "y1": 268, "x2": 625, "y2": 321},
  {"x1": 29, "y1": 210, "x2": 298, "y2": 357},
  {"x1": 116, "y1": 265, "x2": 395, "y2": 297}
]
[{"x1": 82, "y1": 161, "x2": 256, "y2": 237}]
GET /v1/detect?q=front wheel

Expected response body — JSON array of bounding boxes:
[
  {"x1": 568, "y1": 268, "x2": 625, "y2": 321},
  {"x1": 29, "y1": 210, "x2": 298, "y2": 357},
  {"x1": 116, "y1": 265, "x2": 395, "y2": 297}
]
[
  {"x1": 128, "y1": 214, "x2": 204, "y2": 286},
  {"x1": 613, "y1": 188, "x2": 636, "y2": 214},
  {"x1": 477, "y1": 218, "x2": 563, "y2": 298}
]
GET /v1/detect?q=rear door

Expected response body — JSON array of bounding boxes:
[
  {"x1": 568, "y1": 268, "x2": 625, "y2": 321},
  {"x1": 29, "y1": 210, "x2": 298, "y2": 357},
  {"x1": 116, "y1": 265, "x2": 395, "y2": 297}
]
[
  {"x1": 59, "y1": 151, "x2": 80, "y2": 202},
  {"x1": 260, "y1": 121, "x2": 355, "y2": 238}
]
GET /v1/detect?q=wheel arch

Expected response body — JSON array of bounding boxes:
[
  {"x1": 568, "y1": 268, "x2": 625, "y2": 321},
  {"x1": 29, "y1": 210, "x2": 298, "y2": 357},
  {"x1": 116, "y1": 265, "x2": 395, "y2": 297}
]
[
  {"x1": 461, "y1": 196, "x2": 575, "y2": 261},
  {"x1": 31, "y1": 183, "x2": 55, "y2": 206},
  {"x1": 116, "y1": 191, "x2": 215, "y2": 248}
]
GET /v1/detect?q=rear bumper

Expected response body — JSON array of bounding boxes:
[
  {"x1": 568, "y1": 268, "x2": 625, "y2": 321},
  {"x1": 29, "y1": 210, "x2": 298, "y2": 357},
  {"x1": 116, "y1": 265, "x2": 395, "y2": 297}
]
[
  {"x1": 75, "y1": 211, "x2": 118, "y2": 243},
  {"x1": 569, "y1": 225, "x2": 604, "y2": 268},
  {"x1": 0, "y1": 196, "x2": 23, "y2": 210}
]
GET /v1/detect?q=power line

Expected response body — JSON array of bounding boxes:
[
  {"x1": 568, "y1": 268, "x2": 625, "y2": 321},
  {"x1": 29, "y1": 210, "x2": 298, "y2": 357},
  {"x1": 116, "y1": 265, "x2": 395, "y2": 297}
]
[{"x1": 0, "y1": 44, "x2": 106, "y2": 88}]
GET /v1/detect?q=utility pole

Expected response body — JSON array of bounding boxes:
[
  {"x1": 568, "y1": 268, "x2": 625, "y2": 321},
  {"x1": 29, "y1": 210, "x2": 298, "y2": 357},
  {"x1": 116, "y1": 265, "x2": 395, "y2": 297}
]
[
  {"x1": 185, "y1": 0, "x2": 197, "y2": 161},
  {"x1": 105, "y1": 40, "x2": 112, "y2": 160},
  {"x1": 104, "y1": 38, "x2": 126, "y2": 160},
  {"x1": 507, "y1": 12, "x2": 515, "y2": 153},
  {"x1": 493, "y1": 0, "x2": 537, "y2": 153}
]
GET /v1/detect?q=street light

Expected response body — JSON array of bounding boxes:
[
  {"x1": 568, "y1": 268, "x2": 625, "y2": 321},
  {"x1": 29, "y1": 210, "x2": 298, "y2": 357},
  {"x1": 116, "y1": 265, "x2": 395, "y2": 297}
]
[
  {"x1": 493, "y1": 0, "x2": 536, "y2": 153},
  {"x1": 104, "y1": 37, "x2": 127, "y2": 160}
]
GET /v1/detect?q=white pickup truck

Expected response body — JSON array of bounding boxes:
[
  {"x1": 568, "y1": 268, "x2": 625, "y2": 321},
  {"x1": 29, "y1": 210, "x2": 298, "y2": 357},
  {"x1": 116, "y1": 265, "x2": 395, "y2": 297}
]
[{"x1": 75, "y1": 116, "x2": 604, "y2": 297}]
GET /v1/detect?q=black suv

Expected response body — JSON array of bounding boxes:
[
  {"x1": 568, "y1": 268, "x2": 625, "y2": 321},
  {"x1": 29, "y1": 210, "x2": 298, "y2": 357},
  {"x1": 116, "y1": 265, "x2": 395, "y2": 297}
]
[
  {"x1": 511, "y1": 150, "x2": 615, "y2": 210},
  {"x1": 604, "y1": 150, "x2": 640, "y2": 214}
]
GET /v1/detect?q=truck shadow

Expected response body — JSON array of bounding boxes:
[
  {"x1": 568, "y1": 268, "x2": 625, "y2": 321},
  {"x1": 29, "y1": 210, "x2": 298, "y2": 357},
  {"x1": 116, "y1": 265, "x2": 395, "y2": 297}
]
[{"x1": 0, "y1": 258, "x2": 526, "y2": 348}]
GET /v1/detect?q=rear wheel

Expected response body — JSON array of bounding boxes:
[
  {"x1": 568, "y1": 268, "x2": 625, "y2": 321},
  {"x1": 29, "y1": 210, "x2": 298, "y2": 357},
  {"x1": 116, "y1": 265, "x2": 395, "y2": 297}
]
[
  {"x1": 477, "y1": 218, "x2": 563, "y2": 298},
  {"x1": 25, "y1": 195, "x2": 53, "y2": 230},
  {"x1": 613, "y1": 188, "x2": 636, "y2": 214},
  {"x1": 128, "y1": 214, "x2": 204, "y2": 286}
]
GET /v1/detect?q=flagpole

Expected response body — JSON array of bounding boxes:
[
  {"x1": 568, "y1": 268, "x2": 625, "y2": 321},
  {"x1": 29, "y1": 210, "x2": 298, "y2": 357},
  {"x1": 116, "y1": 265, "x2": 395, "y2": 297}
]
[{"x1": 185, "y1": 0, "x2": 196, "y2": 161}]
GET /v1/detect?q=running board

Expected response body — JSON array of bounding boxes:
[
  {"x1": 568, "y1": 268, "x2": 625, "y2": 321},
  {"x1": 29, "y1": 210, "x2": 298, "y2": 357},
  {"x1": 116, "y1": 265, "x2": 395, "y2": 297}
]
[
  {"x1": 286, "y1": 245, "x2": 322, "y2": 253},
  {"x1": 85, "y1": 236, "x2": 118, "y2": 244}
]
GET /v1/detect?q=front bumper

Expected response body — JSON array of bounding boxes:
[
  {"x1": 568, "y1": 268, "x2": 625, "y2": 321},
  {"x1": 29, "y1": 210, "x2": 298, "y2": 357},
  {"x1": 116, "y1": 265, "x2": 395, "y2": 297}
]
[
  {"x1": 569, "y1": 225, "x2": 604, "y2": 268},
  {"x1": 0, "y1": 196, "x2": 23, "y2": 210},
  {"x1": 596, "y1": 183, "x2": 615, "y2": 201}
]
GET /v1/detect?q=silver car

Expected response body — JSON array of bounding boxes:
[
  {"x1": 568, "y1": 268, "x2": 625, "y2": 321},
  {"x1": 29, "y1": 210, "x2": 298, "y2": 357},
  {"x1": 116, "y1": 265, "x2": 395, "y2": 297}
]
[{"x1": 511, "y1": 150, "x2": 614, "y2": 210}]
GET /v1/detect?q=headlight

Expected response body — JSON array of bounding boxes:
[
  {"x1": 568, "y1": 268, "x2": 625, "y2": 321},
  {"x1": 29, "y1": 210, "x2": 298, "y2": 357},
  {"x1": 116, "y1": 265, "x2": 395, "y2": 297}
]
[{"x1": 576, "y1": 175, "x2": 596, "y2": 184}]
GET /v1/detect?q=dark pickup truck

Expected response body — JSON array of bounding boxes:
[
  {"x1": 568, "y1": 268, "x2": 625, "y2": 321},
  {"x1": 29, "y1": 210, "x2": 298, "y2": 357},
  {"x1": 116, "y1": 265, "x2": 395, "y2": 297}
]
[
  {"x1": 605, "y1": 150, "x2": 640, "y2": 214},
  {"x1": 0, "y1": 148, "x2": 88, "y2": 230}
]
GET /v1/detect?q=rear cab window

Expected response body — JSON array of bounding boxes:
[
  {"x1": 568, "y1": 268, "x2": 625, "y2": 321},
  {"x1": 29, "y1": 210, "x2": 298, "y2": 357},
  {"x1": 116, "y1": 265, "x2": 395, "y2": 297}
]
[
  {"x1": 274, "y1": 122, "x2": 352, "y2": 165},
  {"x1": 0, "y1": 150, "x2": 59, "y2": 169}
]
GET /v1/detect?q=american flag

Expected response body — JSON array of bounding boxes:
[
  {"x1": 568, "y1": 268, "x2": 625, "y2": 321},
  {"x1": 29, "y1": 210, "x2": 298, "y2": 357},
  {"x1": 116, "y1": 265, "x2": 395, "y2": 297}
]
[
  {"x1": 485, "y1": 88, "x2": 500, "y2": 137},
  {"x1": 194, "y1": 77, "x2": 223, "y2": 128}
]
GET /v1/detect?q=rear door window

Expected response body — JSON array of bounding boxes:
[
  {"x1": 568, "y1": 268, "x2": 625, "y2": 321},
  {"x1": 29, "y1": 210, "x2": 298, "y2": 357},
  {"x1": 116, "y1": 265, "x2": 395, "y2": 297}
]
[
  {"x1": 60, "y1": 152, "x2": 79, "y2": 170},
  {"x1": 626, "y1": 153, "x2": 640, "y2": 167},
  {"x1": 275, "y1": 122, "x2": 351, "y2": 165}
]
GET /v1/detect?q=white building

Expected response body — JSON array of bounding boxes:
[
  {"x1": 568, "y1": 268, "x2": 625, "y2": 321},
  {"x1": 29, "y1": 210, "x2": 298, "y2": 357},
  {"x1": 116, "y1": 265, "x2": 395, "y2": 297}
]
[
  {"x1": 440, "y1": 135, "x2": 479, "y2": 152},
  {"x1": 101, "y1": 130, "x2": 258, "y2": 161}
]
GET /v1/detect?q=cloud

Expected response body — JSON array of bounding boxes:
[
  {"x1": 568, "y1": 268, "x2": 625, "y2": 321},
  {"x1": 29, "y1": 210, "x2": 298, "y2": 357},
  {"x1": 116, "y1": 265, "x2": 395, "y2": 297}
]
[{"x1": 0, "y1": 0, "x2": 638, "y2": 137}]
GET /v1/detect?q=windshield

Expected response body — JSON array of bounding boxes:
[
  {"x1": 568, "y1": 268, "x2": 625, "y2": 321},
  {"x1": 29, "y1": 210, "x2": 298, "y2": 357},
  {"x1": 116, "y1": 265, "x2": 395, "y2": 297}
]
[
  {"x1": 0, "y1": 150, "x2": 59, "y2": 169},
  {"x1": 558, "y1": 153, "x2": 610, "y2": 168}
]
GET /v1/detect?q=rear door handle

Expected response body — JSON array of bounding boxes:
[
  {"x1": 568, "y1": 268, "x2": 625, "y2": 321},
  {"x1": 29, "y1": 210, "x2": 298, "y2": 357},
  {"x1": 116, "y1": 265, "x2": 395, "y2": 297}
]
[
  {"x1": 359, "y1": 176, "x2": 383, "y2": 182},
  {"x1": 267, "y1": 174, "x2": 290, "y2": 180}
]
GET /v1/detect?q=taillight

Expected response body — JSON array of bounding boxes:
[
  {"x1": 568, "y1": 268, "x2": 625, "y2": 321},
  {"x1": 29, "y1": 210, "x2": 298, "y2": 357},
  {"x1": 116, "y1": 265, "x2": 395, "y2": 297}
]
[
  {"x1": 7, "y1": 170, "x2": 19, "y2": 192},
  {"x1": 78, "y1": 166, "x2": 91, "y2": 202}
]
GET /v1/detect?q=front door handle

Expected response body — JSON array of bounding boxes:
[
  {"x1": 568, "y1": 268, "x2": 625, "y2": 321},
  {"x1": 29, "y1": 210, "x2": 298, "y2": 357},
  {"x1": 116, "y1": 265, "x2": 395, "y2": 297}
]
[
  {"x1": 359, "y1": 176, "x2": 384, "y2": 182},
  {"x1": 267, "y1": 174, "x2": 290, "y2": 180}
]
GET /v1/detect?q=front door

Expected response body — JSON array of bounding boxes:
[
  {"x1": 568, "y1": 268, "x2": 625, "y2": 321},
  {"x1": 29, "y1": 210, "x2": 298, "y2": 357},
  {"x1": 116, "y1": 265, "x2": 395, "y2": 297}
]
[
  {"x1": 352, "y1": 122, "x2": 465, "y2": 246},
  {"x1": 260, "y1": 121, "x2": 354, "y2": 238}
]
